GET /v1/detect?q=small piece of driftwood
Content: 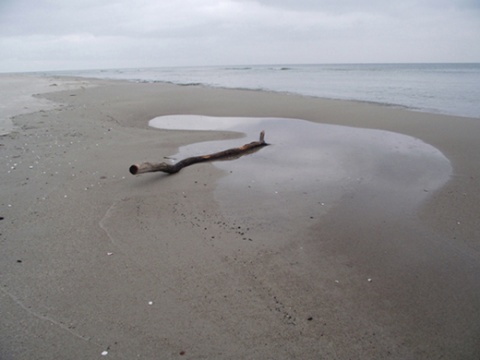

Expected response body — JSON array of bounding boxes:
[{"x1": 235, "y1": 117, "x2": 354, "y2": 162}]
[{"x1": 129, "y1": 130, "x2": 269, "y2": 175}]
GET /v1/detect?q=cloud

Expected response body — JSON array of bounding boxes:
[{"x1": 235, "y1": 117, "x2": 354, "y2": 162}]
[{"x1": 0, "y1": 0, "x2": 479, "y2": 72}]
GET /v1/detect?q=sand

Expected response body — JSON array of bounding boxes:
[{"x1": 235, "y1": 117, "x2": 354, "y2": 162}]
[{"x1": 1, "y1": 74, "x2": 479, "y2": 359}]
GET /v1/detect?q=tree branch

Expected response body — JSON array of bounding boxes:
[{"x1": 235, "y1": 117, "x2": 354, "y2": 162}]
[{"x1": 129, "y1": 130, "x2": 269, "y2": 175}]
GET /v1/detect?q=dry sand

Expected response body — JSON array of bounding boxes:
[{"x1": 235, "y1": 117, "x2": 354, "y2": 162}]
[{"x1": 1, "y1": 74, "x2": 479, "y2": 359}]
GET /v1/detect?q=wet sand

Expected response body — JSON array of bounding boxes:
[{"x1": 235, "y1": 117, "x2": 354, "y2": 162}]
[{"x1": 1, "y1": 74, "x2": 479, "y2": 359}]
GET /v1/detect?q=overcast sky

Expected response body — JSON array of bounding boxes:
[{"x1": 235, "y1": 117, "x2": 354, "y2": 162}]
[{"x1": 1, "y1": 0, "x2": 479, "y2": 72}]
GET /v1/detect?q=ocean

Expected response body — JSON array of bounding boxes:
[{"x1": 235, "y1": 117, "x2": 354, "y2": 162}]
[{"x1": 48, "y1": 63, "x2": 480, "y2": 119}]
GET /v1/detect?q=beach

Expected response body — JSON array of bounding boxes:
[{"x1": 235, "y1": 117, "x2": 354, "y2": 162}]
[{"x1": 1, "y1": 74, "x2": 479, "y2": 359}]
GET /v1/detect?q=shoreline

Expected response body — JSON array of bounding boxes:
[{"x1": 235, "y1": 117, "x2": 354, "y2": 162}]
[
  {"x1": 28, "y1": 61, "x2": 480, "y2": 119},
  {"x1": 32, "y1": 73, "x2": 480, "y2": 120},
  {"x1": 1, "y1": 75, "x2": 479, "y2": 359}
]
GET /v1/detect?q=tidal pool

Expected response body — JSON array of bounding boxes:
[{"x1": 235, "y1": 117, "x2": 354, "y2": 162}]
[{"x1": 149, "y1": 115, "x2": 452, "y2": 232}]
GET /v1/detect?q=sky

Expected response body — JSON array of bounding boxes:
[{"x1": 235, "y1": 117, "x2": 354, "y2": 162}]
[{"x1": 1, "y1": 0, "x2": 479, "y2": 72}]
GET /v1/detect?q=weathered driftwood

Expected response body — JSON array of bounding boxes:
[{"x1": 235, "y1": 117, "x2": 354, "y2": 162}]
[{"x1": 129, "y1": 131, "x2": 268, "y2": 175}]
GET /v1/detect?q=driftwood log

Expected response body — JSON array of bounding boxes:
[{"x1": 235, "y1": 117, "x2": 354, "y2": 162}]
[{"x1": 129, "y1": 130, "x2": 268, "y2": 175}]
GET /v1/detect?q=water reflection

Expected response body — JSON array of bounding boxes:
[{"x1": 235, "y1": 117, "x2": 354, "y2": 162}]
[{"x1": 149, "y1": 115, "x2": 452, "y2": 230}]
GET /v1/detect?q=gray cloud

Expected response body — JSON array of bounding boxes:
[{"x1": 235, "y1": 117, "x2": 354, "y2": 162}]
[{"x1": 0, "y1": 0, "x2": 479, "y2": 72}]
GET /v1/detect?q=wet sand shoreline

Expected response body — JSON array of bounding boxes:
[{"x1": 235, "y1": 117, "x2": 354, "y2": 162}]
[{"x1": 1, "y1": 74, "x2": 479, "y2": 359}]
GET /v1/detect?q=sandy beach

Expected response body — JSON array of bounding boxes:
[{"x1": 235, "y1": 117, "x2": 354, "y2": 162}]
[{"x1": 1, "y1": 74, "x2": 479, "y2": 359}]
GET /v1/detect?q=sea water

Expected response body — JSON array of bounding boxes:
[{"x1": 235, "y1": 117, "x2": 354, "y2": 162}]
[{"x1": 47, "y1": 63, "x2": 480, "y2": 118}]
